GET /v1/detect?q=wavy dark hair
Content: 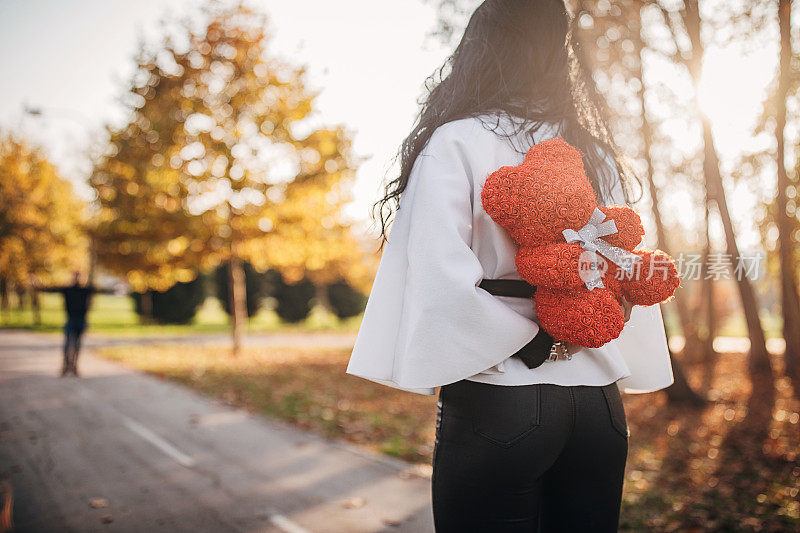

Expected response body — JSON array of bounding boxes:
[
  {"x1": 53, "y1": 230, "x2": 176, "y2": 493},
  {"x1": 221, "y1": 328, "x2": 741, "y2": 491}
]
[{"x1": 371, "y1": 0, "x2": 639, "y2": 249}]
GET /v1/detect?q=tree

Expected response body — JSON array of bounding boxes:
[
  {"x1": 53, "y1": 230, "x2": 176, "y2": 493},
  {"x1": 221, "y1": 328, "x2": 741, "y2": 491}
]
[
  {"x1": 93, "y1": 2, "x2": 363, "y2": 353},
  {"x1": 743, "y1": 0, "x2": 800, "y2": 397},
  {"x1": 773, "y1": 0, "x2": 800, "y2": 395},
  {"x1": 0, "y1": 133, "x2": 86, "y2": 324},
  {"x1": 90, "y1": 46, "x2": 212, "y2": 310},
  {"x1": 649, "y1": 0, "x2": 775, "y2": 423},
  {"x1": 170, "y1": 3, "x2": 361, "y2": 352},
  {"x1": 571, "y1": 0, "x2": 774, "y2": 408},
  {"x1": 248, "y1": 127, "x2": 369, "y2": 310},
  {"x1": 572, "y1": 0, "x2": 777, "y2": 416}
]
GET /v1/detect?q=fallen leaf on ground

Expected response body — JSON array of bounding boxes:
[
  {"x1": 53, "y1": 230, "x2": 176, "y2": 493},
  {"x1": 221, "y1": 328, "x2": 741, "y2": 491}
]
[
  {"x1": 89, "y1": 498, "x2": 108, "y2": 509},
  {"x1": 340, "y1": 497, "x2": 366, "y2": 509}
]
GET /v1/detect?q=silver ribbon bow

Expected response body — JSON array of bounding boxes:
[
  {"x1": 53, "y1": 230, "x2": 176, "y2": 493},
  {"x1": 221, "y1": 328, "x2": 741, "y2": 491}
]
[{"x1": 562, "y1": 208, "x2": 642, "y2": 290}]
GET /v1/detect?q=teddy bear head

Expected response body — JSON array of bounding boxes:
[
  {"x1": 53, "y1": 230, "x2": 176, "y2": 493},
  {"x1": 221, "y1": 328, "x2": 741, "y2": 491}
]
[{"x1": 481, "y1": 137, "x2": 597, "y2": 248}]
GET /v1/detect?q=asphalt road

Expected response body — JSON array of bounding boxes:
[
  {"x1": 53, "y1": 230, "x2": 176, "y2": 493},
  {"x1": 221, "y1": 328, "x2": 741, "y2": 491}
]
[{"x1": 0, "y1": 330, "x2": 434, "y2": 533}]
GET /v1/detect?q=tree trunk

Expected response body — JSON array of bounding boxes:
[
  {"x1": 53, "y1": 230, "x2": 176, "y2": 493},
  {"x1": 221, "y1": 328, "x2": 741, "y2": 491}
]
[
  {"x1": 662, "y1": 305, "x2": 707, "y2": 405},
  {"x1": 0, "y1": 278, "x2": 8, "y2": 318},
  {"x1": 14, "y1": 287, "x2": 25, "y2": 311},
  {"x1": 703, "y1": 118, "x2": 774, "y2": 384},
  {"x1": 314, "y1": 283, "x2": 331, "y2": 312},
  {"x1": 682, "y1": 0, "x2": 773, "y2": 412},
  {"x1": 633, "y1": 27, "x2": 699, "y2": 358},
  {"x1": 665, "y1": 348, "x2": 707, "y2": 406},
  {"x1": 632, "y1": 8, "x2": 704, "y2": 404},
  {"x1": 140, "y1": 291, "x2": 153, "y2": 324},
  {"x1": 229, "y1": 252, "x2": 248, "y2": 356},
  {"x1": 30, "y1": 288, "x2": 41, "y2": 326},
  {"x1": 775, "y1": 0, "x2": 800, "y2": 396},
  {"x1": 700, "y1": 197, "x2": 717, "y2": 362},
  {"x1": 88, "y1": 236, "x2": 98, "y2": 287}
]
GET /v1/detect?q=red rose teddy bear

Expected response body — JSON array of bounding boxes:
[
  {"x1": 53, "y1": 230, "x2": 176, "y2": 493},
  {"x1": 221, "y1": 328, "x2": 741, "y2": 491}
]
[{"x1": 480, "y1": 137, "x2": 680, "y2": 348}]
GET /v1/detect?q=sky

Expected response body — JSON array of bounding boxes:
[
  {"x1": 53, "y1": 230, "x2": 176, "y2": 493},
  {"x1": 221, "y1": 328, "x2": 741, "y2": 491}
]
[
  {"x1": 0, "y1": 0, "x2": 450, "y2": 235},
  {"x1": 0, "y1": 0, "x2": 780, "y2": 247}
]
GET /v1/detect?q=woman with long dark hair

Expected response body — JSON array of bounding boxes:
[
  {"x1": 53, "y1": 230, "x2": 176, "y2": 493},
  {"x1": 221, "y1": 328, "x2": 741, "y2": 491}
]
[{"x1": 346, "y1": 1, "x2": 674, "y2": 530}]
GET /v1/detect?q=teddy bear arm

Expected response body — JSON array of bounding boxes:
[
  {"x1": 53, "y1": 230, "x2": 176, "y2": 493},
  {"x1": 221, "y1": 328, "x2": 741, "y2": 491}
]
[
  {"x1": 619, "y1": 250, "x2": 680, "y2": 306},
  {"x1": 599, "y1": 205, "x2": 644, "y2": 250},
  {"x1": 515, "y1": 243, "x2": 586, "y2": 290}
]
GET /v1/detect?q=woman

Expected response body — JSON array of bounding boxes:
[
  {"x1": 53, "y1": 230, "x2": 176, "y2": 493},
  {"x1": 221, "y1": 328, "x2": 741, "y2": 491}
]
[{"x1": 346, "y1": 0, "x2": 673, "y2": 530}]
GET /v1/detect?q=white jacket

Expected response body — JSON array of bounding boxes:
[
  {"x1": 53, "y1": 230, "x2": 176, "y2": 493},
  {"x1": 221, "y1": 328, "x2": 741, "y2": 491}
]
[{"x1": 346, "y1": 114, "x2": 674, "y2": 396}]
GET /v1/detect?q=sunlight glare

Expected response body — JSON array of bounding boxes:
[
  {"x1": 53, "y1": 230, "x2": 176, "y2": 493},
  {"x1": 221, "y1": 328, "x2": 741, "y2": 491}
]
[{"x1": 697, "y1": 47, "x2": 773, "y2": 158}]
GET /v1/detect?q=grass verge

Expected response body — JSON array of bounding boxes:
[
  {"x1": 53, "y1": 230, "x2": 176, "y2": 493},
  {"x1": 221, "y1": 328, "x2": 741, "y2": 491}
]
[{"x1": 2, "y1": 293, "x2": 361, "y2": 335}]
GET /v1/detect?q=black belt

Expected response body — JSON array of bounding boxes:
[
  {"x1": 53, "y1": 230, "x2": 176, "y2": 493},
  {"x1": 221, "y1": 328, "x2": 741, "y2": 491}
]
[
  {"x1": 479, "y1": 278, "x2": 555, "y2": 369},
  {"x1": 478, "y1": 278, "x2": 536, "y2": 298}
]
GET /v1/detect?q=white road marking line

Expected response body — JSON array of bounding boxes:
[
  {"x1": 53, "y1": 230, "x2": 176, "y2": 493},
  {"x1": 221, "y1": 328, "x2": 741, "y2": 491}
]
[
  {"x1": 269, "y1": 514, "x2": 312, "y2": 533},
  {"x1": 122, "y1": 416, "x2": 197, "y2": 468}
]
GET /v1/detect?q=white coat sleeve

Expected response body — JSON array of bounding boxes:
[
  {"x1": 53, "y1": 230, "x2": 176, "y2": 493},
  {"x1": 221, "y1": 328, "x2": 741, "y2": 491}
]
[{"x1": 345, "y1": 122, "x2": 540, "y2": 395}]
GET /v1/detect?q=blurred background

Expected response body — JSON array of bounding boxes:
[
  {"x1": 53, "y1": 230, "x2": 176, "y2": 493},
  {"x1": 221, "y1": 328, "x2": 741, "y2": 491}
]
[{"x1": 1, "y1": 0, "x2": 799, "y2": 531}]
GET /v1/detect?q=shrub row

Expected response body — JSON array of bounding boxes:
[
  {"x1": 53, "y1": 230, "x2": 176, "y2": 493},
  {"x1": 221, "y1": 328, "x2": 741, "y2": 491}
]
[{"x1": 132, "y1": 263, "x2": 366, "y2": 324}]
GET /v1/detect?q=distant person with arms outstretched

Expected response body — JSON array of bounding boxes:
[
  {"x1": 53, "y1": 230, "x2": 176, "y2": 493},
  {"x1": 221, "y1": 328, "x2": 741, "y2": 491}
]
[{"x1": 37, "y1": 271, "x2": 99, "y2": 377}]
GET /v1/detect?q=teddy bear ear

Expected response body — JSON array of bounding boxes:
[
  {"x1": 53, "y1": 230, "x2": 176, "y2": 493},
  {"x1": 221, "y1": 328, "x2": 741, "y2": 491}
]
[{"x1": 524, "y1": 137, "x2": 585, "y2": 168}]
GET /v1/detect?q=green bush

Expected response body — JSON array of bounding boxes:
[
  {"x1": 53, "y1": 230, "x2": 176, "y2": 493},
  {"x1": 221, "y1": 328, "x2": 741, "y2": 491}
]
[
  {"x1": 273, "y1": 275, "x2": 315, "y2": 323},
  {"x1": 327, "y1": 280, "x2": 367, "y2": 319},
  {"x1": 131, "y1": 277, "x2": 204, "y2": 324}
]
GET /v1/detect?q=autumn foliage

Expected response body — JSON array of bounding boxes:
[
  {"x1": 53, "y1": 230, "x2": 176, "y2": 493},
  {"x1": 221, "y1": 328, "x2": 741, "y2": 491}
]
[
  {"x1": 0, "y1": 134, "x2": 86, "y2": 290},
  {"x1": 89, "y1": 3, "x2": 370, "y2": 346}
]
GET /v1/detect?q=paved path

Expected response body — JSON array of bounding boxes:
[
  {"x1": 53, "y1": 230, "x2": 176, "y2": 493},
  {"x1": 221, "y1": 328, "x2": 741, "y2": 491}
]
[{"x1": 0, "y1": 331, "x2": 434, "y2": 532}]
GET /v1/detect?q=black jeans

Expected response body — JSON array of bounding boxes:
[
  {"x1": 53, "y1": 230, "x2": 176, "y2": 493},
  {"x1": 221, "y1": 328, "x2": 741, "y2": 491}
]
[
  {"x1": 431, "y1": 380, "x2": 629, "y2": 532},
  {"x1": 63, "y1": 317, "x2": 86, "y2": 374}
]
